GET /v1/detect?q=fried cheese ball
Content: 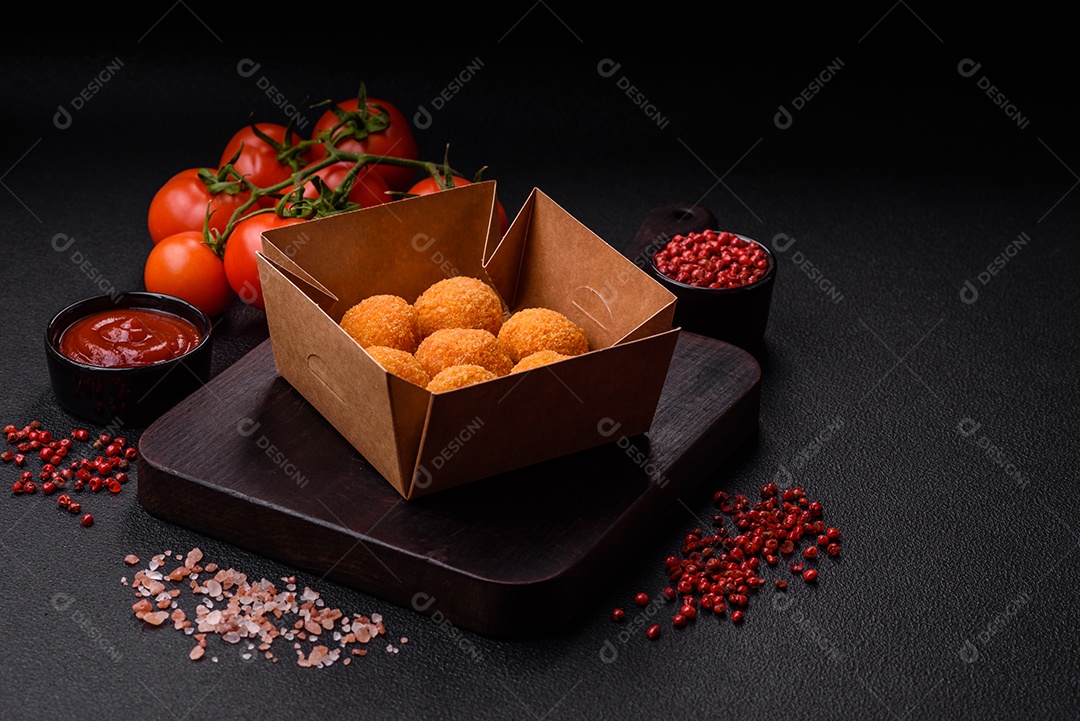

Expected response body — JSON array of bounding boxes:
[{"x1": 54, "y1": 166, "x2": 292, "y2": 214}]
[
  {"x1": 510, "y1": 349, "x2": 571, "y2": 374},
  {"x1": 427, "y1": 364, "x2": 497, "y2": 393},
  {"x1": 414, "y1": 276, "x2": 504, "y2": 337},
  {"x1": 497, "y1": 308, "x2": 589, "y2": 363},
  {"x1": 339, "y1": 294, "x2": 422, "y2": 353},
  {"x1": 364, "y1": 346, "x2": 431, "y2": 388},
  {"x1": 414, "y1": 328, "x2": 513, "y2": 378}
]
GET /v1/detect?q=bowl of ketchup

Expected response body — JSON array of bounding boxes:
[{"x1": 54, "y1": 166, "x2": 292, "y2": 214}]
[{"x1": 45, "y1": 292, "x2": 214, "y2": 426}]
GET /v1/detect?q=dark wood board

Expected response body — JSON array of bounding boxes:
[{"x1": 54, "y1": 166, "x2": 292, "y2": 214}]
[{"x1": 137, "y1": 332, "x2": 759, "y2": 639}]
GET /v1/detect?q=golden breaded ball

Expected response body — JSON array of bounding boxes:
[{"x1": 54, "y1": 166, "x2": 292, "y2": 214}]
[
  {"x1": 414, "y1": 328, "x2": 513, "y2": 378},
  {"x1": 340, "y1": 294, "x2": 421, "y2": 353},
  {"x1": 510, "y1": 350, "x2": 571, "y2": 374},
  {"x1": 414, "y1": 276, "x2": 504, "y2": 337},
  {"x1": 497, "y1": 308, "x2": 589, "y2": 363},
  {"x1": 364, "y1": 346, "x2": 431, "y2": 387},
  {"x1": 427, "y1": 364, "x2": 497, "y2": 393}
]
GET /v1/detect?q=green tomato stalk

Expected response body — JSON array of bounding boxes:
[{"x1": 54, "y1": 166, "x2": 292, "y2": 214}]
[{"x1": 199, "y1": 84, "x2": 481, "y2": 258}]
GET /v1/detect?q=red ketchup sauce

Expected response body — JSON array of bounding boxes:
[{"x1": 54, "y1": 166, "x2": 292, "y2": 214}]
[{"x1": 59, "y1": 309, "x2": 202, "y2": 368}]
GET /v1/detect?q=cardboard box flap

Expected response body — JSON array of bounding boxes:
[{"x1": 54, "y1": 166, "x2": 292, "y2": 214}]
[
  {"x1": 261, "y1": 220, "x2": 338, "y2": 302},
  {"x1": 257, "y1": 252, "x2": 337, "y2": 316},
  {"x1": 483, "y1": 189, "x2": 532, "y2": 304},
  {"x1": 258, "y1": 252, "x2": 413, "y2": 495},
  {"x1": 484, "y1": 188, "x2": 677, "y2": 350},
  {"x1": 384, "y1": 370, "x2": 434, "y2": 490},
  {"x1": 405, "y1": 327, "x2": 681, "y2": 498},
  {"x1": 264, "y1": 181, "x2": 500, "y2": 320},
  {"x1": 620, "y1": 304, "x2": 678, "y2": 345}
]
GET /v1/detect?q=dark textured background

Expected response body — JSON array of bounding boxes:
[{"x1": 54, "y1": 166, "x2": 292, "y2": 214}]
[{"x1": 2, "y1": 7, "x2": 1078, "y2": 720}]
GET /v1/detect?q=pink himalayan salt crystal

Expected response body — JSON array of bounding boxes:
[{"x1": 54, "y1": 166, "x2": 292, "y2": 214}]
[{"x1": 127, "y1": 547, "x2": 394, "y2": 668}]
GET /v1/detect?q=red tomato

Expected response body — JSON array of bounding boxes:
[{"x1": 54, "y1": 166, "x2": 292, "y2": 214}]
[
  {"x1": 148, "y1": 168, "x2": 254, "y2": 244},
  {"x1": 290, "y1": 162, "x2": 392, "y2": 210},
  {"x1": 408, "y1": 175, "x2": 509, "y2": 236},
  {"x1": 144, "y1": 231, "x2": 235, "y2": 317},
  {"x1": 219, "y1": 122, "x2": 308, "y2": 190},
  {"x1": 223, "y1": 213, "x2": 307, "y2": 310},
  {"x1": 310, "y1": 97, "x2": 419, "y2": 192}
]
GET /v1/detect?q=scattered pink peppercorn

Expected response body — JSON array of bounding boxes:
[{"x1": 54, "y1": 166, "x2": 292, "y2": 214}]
[{"x1": 617, "y1": 479, "x2": 843, "y2": 636}]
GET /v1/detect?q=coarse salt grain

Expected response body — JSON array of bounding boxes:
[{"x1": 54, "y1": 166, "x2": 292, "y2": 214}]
[
  {"x1": 143, "y1": 611, "x2": 168, "y2": 626},
  {"x1": 125, "y1": 548, "x2": 392, "y2": 668}
]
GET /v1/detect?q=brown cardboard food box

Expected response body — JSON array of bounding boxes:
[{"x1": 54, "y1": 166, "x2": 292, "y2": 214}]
[{"x1": 256, "y1": 181, "x2": 680, "y2": 499}]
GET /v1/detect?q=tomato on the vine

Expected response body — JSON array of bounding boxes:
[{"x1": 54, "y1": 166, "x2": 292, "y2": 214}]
[
  {"x1": 289, "y1": 162, "x2": 392, "y2": 210},
  {"x1": 144, "y1": 231, "x2": 235, "y2": 317},
  {"x1": 220, "y1": 122, "x2": 308, "y2": 190},
  {"x1": 407, "y1": 175, "x2": 509, "y2": 236},
  {"x1": 147, "y1": 168, "x2": 254, "y2": 244},
  {"x1": 223, "y1": 213, "x2": 307, "y2": 310},
  {"x1": 310, "y1": 96, "x2": 419, "y2": 193}
]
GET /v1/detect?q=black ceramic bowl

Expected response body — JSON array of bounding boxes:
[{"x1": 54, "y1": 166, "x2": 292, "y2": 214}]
[
  {"x1": 45, "y1": 292, "x2": 213, "y2": 427},
  {"x1": 647, "y1": 232, "x2": 776, "y2": 352}
]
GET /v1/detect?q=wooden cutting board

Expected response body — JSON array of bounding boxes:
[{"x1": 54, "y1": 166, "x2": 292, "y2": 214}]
[{"x1": 136, "y1": 203, "x2": 760, "y2": 639}]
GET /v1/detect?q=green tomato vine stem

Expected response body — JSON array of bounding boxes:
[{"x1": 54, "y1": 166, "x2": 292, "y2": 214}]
[
  {"x1": 199, "y1": 87, "x2": 477, "y2": 258},
  {"x1": 204, "y1": 151, "x2": 465, "y2": 257}
]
